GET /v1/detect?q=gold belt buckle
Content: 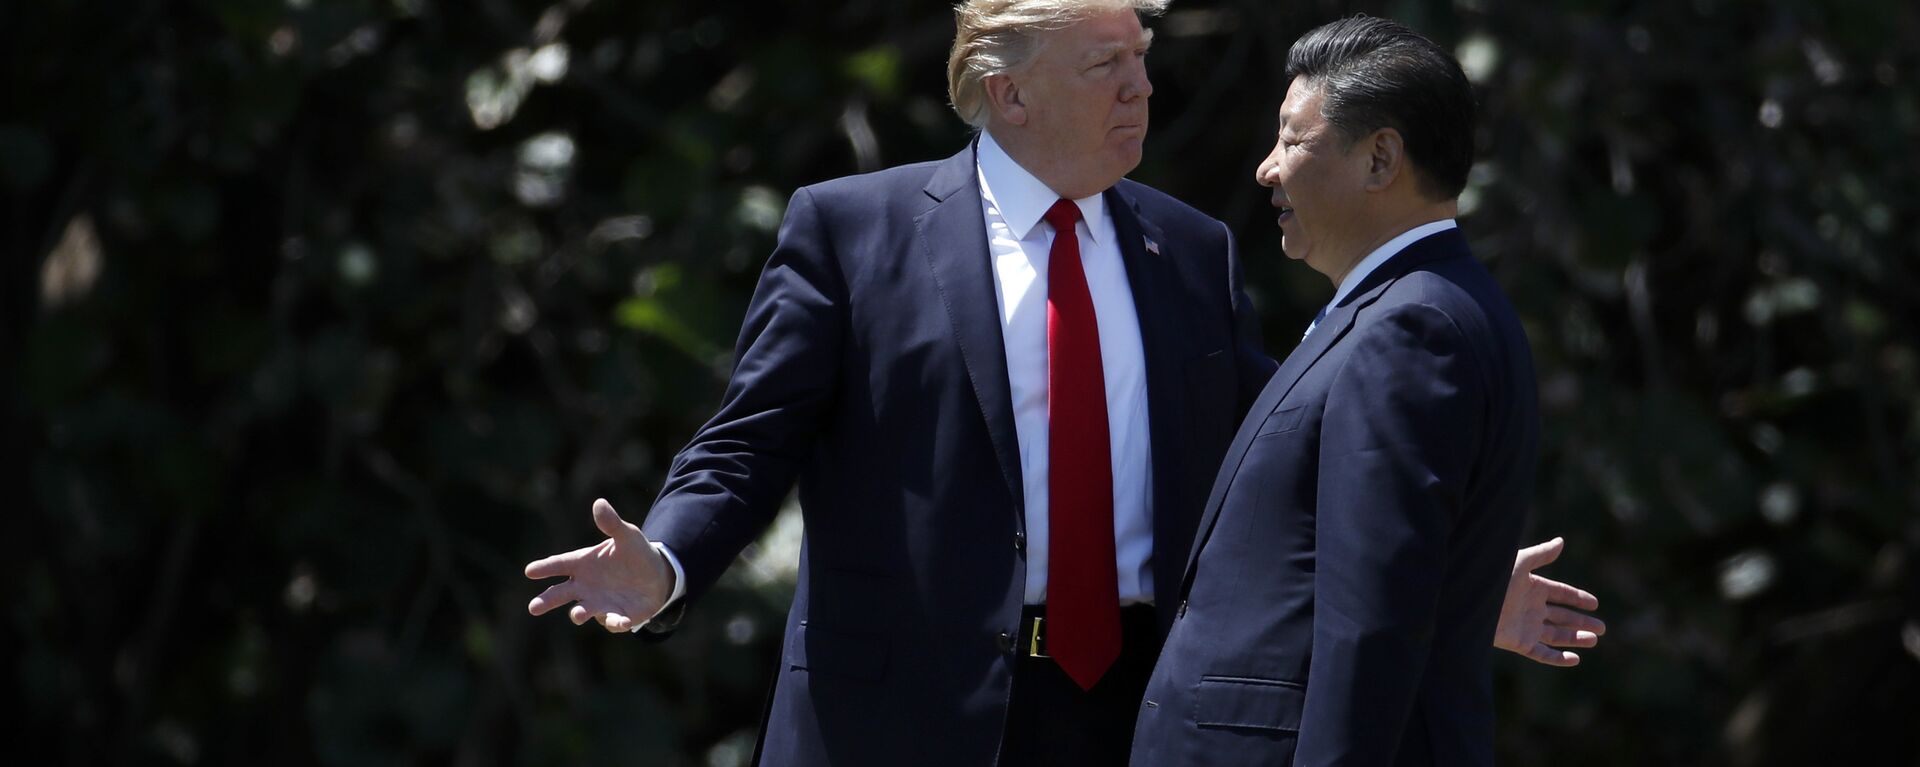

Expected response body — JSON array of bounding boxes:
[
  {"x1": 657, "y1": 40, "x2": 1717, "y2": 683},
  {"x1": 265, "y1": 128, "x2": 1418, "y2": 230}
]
[{"x1": 1027, "y1": 616, "x2": 1049, "y2": 659}]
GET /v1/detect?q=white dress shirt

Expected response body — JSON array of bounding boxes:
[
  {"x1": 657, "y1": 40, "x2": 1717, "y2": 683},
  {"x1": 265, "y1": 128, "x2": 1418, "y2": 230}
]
[
  {"x1": 977, "y1": 131, "x2": 1155, "y2": 606},
  {"x1": 638, "y1": 134, "x2": 1159, "y2": 632},
  {"x1": 1303, "y1": 218, "x2": 1458, "y2": 338}
]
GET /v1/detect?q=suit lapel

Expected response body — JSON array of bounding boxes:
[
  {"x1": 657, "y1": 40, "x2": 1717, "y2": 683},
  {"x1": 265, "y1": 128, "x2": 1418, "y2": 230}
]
[
  {"x1": 917, "y1": 143, "x2": 1027, "y2": 524},
  {"x1": 1105, "y1": 187, "x2": 1187, "y2": 620},
  {"x1": 1178, "y1": 229, "x2": 1472, "y2": 582},
  {"x1": 1179, "y1": 293, "x2": 1364, "y2": 580}
]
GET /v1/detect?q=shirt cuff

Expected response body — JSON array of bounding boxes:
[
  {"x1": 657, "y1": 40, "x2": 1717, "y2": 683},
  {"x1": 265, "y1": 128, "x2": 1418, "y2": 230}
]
[{"x1": 632, "y1": 541, "x2": 688, "y2": 632}]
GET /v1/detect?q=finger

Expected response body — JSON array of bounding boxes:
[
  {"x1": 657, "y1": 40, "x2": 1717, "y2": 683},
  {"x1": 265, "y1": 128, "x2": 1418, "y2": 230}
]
[
  {"x1": 1541, "y1": 625, "x2": 1602, "y2": 648},
  {"x1": 1537, "y1": 576, "x2": 1600, "y2": 611},
  {"x1": 1525, "y1": 642, "x2": 1580, "y2": 667},
  {"x1": 527, "y1": 581, "x2": 578, "y2": 616},
  {"x1": 1514, "y1": 536, "x2": 1565, "y2": 570},
  {"x1": 592, "y1": 498, "x2": 642, "y2": 544},
  {"x1": 569, "y1": 604, "x2": 594, "y2": 626},
  {"x1": 1546, "y1": 606, "x2": 1608, "y2": 635},
  {"x1": 600, "y1": 612, "x2": 633, "y2": 633},
  {"x1": 525, "y1": 544, "x2": 597, "y2": 580}
]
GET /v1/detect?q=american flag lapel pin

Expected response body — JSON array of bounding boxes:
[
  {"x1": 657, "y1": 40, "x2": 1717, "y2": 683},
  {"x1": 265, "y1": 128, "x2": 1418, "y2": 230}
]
[{"x1": 1144, "y1": 237, "x2": 1160, "y2": 255}]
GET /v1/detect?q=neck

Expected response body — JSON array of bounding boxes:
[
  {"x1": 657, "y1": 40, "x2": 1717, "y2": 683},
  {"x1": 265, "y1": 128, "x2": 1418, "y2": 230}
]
[
  {"x1": 1320, "y1": 198, "x2": 1458, "y2": 288},
  {"x1": 984, "y1": 126, "x2": 1108, "y2": 200}
]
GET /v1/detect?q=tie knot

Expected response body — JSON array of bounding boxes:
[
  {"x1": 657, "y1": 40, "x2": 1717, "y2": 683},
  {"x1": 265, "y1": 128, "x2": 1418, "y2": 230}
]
[{"x1": 1044, "y1": 198, "x2": 1081, "y2": 233}]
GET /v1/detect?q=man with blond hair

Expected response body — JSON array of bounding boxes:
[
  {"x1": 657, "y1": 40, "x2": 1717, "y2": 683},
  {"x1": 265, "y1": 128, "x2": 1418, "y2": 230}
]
[{"x1": 524, "y1": 2, "x2": 1602, "y2": 764}]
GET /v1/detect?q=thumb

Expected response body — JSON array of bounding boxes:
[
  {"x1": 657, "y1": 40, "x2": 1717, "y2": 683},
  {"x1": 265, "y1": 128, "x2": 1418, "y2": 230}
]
[
  {"x1": 592, "y1": 498, "x2": 642, "y2": 543},
  {"x1": 1516, "y1": 536, "x2": 1565, "y2": 570}
]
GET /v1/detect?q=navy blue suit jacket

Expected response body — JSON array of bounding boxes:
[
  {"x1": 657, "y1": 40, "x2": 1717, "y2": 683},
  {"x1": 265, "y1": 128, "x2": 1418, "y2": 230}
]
[
  {"x1": 1130, "y1": 229, "x2": 1539, "y2": 767},
  {"x1": 639, "y1": 143, "x2": 1273, "y2": 766}
]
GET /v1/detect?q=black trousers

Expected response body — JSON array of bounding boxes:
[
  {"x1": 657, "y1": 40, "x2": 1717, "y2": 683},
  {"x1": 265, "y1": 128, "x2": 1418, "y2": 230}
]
[{"x1": 999, "y1": 604, "x2": 1162, "y2": 767}]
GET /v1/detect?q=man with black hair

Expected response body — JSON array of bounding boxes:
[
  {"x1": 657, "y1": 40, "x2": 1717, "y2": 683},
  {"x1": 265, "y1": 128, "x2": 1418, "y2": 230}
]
[{"x1": 1132, "y1": 15, "x2": 1543, "y2": 766}]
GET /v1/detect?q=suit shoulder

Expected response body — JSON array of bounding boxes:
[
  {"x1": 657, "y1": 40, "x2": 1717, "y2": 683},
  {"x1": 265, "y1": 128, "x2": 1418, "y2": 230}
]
[
  {"x1": 1382, "y1": 268, "x2": 1478, "y2": 310},
  {"x1": 1368, "y1": 262, "x2": 1530, "y2": 370},
  {"x1": 1386, "y1": 258, "x2": 1514, "y2": 318},
  {"x1": 1115, "y1": 178, "x2": 1222, "y2": 229},
  {"x1": 799, "y1": 158, "x2": 946, "y2": 206},
  {"x1": 1353, "y1": 297, "x2": 1468, "y2": 346}
]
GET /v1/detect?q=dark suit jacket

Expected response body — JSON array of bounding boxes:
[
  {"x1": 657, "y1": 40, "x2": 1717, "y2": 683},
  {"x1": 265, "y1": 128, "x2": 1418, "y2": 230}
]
[
  {"x1": 639, "y1": 142, "x2": 1273, "y2": 766},
  {"x1": 1130, "y1": 229, "x2": 1539, "y2": 767}
]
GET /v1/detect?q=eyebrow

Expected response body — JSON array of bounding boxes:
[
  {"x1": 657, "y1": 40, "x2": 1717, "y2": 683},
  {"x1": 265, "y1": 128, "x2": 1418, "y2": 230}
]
[{"x1": 1081, "y1": 29, "x2": 1154, "y2": 63}]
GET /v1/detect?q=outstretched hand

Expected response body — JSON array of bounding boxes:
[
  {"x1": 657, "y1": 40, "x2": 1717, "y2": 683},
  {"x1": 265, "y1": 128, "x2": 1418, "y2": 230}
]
[
  {"x1": 525, "y1": 499, "x2": 676, "y2": 633},
  {"x1": 1494, "y1": 537, "x2": 1606, "y2": 667}
]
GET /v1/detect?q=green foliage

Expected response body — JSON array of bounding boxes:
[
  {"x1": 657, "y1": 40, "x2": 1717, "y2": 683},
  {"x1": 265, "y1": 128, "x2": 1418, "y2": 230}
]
[{"x1": 5, "y1": 0, "x2": 1916, "y2": 764}]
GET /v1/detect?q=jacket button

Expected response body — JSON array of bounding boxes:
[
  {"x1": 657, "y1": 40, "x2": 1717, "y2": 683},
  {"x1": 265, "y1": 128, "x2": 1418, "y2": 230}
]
[
  {"x1": 996, "y1": 631, "x2": 1014, "y2": 654},
  {"x1": 1177, "y1": 600, "x2": 1188, "y2": 619},
  {"x1": 1143, "y1": 699, "x2": 1158, "y2": 709},
  {"x1": 1014, "y1": 532, "x2": 1026, "y2": 553}
]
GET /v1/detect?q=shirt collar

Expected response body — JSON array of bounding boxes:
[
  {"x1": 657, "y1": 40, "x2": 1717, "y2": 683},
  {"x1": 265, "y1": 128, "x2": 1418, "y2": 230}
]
[
  {"x1": 1328, "y1": 218, "x2": 1458, "y2": 308},
  {"x1": 976, "y1": 130, "x2": 1107, "y2": 244}
]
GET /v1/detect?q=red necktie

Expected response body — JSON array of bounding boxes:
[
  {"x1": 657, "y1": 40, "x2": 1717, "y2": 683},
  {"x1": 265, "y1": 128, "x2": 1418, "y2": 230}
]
[{"x1": 1042, "y1": 198, "x2": 1120, "y2": 691}]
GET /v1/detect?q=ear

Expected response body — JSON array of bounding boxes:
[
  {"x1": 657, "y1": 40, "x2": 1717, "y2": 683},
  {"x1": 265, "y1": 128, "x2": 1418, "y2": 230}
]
[
  {"x1": 983, "y1": 73, "x2": 1029, "y2": 126},
  {"x1": 1360, "y1": 127, "x2": 1405, "y2": 192}
]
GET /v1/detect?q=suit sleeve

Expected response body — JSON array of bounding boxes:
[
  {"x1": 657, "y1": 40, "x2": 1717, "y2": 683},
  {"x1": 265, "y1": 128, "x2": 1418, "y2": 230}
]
[
  {"x1": 1220, "y1": 221, "x2": 1277, "y2": 412},
  {"x1": 1296, "y1": 302, "x2": 1485, "y2": 765},
  {"x1": 639, "y1": 186, "x2": 846, "y2": 610}
]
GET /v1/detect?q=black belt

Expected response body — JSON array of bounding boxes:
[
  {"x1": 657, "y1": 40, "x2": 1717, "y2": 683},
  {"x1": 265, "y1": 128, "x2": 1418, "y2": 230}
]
[{"x1": 1018, "y1": 603, "x2": 1158, "y2": 659}]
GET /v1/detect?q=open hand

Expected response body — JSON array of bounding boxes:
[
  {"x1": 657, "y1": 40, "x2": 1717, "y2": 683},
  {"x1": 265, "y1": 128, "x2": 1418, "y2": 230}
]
[
  {"x1": 1494, "y1": 537, "x2": 1606, "y2": 667},
  {"x1": 525, "y1": 499, "x2": 675, "y2": 633}
]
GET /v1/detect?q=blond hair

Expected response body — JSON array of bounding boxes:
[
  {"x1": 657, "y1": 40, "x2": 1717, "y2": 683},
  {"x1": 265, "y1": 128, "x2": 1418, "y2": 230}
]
[{"x1": 946, "y1": 0, "x2": 1170, "y2": 128}]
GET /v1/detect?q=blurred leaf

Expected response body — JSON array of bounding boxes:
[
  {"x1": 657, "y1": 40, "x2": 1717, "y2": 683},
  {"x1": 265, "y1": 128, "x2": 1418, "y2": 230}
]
[{"x1": 844, "y1": 46, "x2": 902, "y2": 100}]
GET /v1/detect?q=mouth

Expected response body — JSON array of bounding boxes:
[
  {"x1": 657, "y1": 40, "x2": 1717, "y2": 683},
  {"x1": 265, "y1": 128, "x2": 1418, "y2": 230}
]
[{"x1": 1275, "y1": 203, "x2": 1295, "y2": 226}]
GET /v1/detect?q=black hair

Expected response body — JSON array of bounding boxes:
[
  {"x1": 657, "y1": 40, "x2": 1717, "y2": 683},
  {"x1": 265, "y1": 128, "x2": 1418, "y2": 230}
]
[{"x1": 1285, "y1": 15, "x2": 1476, "y2": 199}]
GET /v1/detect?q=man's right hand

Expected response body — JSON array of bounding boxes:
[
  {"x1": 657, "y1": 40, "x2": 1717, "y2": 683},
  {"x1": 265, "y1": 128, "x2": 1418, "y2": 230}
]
[
  {"x1": 525, "y1": 498, "x2": 676, "y2": 633},
  {"x1": 1494, "y1": 537, "x2": 1605, "y2": 666}
]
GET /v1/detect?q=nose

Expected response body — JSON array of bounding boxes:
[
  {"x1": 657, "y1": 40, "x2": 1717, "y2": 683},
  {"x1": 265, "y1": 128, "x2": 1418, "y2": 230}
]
[
  {"x1": 1255, "y1": 154, "x2": 1279, "y2": 187},
  {"x1": 1123, "y1": 56, "x2": 1153, "y2": 101}
]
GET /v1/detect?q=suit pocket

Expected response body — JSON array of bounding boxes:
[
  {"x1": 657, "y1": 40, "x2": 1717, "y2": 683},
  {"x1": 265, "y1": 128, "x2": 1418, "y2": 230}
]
[
  {"x1": 1194, "y1": 675, "x2": 1305, "y2": 732},
  {"x1": 789, "y1": 622, "x2": 889, "y2": 683},
  {"x1": 788, "y1": 568, "x2": 894, "y2": 682},
  {"x1": 1255, "y1": 405, "x2": 1306, "y2": 438},
  {"x1": 807, "y1": 567, "x2": 896, "y2": 630}
]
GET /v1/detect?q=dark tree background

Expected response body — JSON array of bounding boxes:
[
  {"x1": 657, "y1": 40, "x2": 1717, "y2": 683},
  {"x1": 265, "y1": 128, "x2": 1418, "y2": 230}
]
[{"x1": 6, "y1": 0, "x2": 1917, "y2": 764}]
